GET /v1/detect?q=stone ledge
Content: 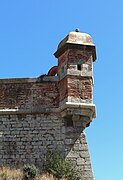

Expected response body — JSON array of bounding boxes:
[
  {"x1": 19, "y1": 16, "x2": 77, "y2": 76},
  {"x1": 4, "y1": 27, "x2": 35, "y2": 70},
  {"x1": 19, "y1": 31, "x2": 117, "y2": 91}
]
[
  {"x1": 0, "y1": 76, "x2": 59, "y2": 84},
  {"x1": 0, "y1": 102, "x2": 96, "y2": 118},
  {"x1": 67, "y1": 69, "x2": 93, "y2": 77},
  {"x1": 0, "y1": 107, "x2": 58, "y2": 115},
  {"x1": 59, "y1": 102, "x2": 96, "y2": 119},
  {"x1": 54, "y1": 43, "x2": 96, "y2": 61}
]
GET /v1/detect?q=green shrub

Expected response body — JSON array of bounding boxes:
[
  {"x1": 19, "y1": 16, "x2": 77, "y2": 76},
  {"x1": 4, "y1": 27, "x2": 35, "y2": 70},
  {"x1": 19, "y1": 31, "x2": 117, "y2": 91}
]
[
  {"x1": 45, "y1": 150, "x2": 80, "y2": 180},
  {"x1": 22, "y1": 164, "x2": 38, "y2": 180}
]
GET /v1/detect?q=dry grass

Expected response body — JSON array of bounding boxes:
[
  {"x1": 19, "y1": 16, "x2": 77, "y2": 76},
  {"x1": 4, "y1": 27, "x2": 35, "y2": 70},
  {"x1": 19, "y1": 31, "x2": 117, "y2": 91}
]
[
  {"x1": 0, "y1": 167, "x2": 66, "y2": 180},
  {"x1": 36, "y1": 173, "x2": 66, "y2": 180},
  {"x1": 36, "y1": 173, "x2": 56, "y2": 180},
  {"x1": 0, "y1": 166, "x2": 23, "y2": 180}
]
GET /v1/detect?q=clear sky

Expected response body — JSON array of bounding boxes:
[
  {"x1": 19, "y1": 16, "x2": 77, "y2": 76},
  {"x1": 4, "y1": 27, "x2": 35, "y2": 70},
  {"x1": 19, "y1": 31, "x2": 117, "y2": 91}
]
[{"x1": 0, "y1": 1, "x2": 123, "y2": 179}]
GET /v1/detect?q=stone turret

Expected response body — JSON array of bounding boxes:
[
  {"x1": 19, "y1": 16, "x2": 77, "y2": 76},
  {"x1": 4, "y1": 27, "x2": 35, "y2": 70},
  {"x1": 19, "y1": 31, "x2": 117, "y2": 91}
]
[
  {"x1": 0, "y1": 29, "x2": 97, "y2": 180},
  {"x1": 54, "y1": 30, "x2": 96, "y2": 129}
]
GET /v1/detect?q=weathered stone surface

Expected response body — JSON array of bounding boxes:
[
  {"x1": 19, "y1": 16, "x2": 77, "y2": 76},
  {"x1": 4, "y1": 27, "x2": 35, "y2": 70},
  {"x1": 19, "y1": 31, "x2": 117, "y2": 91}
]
[
  {"x1": 0, "y1": 30, "x2": 96, "y2": 180},
  {"x1": 0, "y1": 113, "x2": 94, "y2": 179}
]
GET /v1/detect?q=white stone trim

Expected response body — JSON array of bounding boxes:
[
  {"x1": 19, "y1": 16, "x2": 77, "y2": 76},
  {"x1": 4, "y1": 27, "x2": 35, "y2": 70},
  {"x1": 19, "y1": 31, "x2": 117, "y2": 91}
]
[
  {"x1": 59, "y1": 100, "x2": 96, "y2": 118},
  {"x1": 0, "y1": 107, "x2": 19, "y2": 112}
]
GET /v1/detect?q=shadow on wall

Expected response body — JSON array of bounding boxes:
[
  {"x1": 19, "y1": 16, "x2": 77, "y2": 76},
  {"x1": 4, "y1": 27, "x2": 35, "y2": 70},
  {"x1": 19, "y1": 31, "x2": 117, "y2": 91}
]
[
  {"x1": 0, "y1": 75, "x2": 59, "y2": 111},
  {"x1": 0, "y1": 112, "x2": 90, "y2": 168},
  {"x1": 0, "y1": 75, "x2": 93, "y2": 179}
]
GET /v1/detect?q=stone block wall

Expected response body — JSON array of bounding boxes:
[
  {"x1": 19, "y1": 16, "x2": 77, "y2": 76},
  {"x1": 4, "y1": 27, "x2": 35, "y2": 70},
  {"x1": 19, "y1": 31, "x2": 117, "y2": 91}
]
[
  {"x1": 0, "y1": 30, "x2": 97, "y2": 180},
  {"x1": 0, "y1": 113, "x2": 93, "y2": 179},
  {"x1": 0, "y1": 77, "x2": 94, "y2": 180}
]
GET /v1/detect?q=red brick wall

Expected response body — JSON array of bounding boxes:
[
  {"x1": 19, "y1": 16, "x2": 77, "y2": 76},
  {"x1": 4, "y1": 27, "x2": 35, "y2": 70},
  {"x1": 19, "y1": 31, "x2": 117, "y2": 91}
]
[
  {"x1": 58, "y1": 49, "x2": 93, "y2": 103},
  {"x1": 59, "y1": 77, "x2": 68, "y2": 102},
  {"x1": 0, "y1": 80, "x2": 59, "y2": 110},
  {"x1": 58, "y1": 49, "x2": 93, "y2": 70},
  {"x1": 58, "y1": 51, "x2": 68, "y2": 66},
  {"x1": 68, "y1": 77, "x2": 92, "y2": 100},
  {"x1": 68, "y1": 49, "x2": 93, "y2": 66}
]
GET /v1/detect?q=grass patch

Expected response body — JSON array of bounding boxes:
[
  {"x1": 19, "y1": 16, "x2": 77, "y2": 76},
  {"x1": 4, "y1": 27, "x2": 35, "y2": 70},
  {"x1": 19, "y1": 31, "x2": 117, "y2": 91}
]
[
  {"x1": 0, "y1": 166, "x2": 23, "y2": 180},
  {"x1": 0, "y1": 167, "x2": 66, "y2": 180},
  {"x1": 0, "y1": 150, "x2": 80, "y2": 180}
]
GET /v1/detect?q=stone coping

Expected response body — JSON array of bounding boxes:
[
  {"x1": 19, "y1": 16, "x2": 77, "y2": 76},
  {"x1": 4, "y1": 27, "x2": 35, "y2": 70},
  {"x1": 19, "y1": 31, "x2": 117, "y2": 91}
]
[
  {"x1": 0, "y1": 102, "x2": 96, "y2": 118},
  {"x1": 54, "y1": 43, "x2": 96, "y2": 61},
  {"x1": 0, "y1": 76, "x2": 59, "y2": 84},
  {"x1": 59, "y1": 102, "x2": 96, "y2": 118}
]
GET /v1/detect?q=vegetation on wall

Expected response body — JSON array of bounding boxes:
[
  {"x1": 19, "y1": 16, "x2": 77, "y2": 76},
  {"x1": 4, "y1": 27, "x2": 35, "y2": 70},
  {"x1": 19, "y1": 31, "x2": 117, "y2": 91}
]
[
  {"x1": 45, "y1": 150, "x2": 80, "y2": 180},
  {"x1": 0, "y1": 150, "x2": 80, "y2": 180}
]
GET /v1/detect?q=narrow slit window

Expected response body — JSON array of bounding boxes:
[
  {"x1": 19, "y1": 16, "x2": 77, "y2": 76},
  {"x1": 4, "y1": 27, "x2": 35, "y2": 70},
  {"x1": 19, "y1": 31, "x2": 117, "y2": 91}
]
[{"x1": 77, "y1": 64, "x2": 81, "y2": 71}]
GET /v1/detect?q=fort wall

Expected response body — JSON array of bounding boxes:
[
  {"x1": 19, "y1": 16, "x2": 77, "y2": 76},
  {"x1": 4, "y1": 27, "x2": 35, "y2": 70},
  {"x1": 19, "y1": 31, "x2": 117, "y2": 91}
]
[{"x1": 0, "y1": 30, "x2": 96, "y2": 180}]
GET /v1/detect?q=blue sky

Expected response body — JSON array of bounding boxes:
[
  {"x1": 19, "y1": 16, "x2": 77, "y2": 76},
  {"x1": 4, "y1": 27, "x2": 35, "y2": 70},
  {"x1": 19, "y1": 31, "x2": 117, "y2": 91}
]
[{"x1": 0, "y1": 0, "x2": 123, "y2": 179}]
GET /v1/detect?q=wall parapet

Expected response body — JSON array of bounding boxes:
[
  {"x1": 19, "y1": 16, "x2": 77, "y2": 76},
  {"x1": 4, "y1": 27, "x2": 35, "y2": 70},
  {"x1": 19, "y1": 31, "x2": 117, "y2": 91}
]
[
  {"x1": 0, "y1": 76, "x2": 59, "y2": 84},
  {"x1": 0, "y1": 30, "x2": 96, "y2": 180}
]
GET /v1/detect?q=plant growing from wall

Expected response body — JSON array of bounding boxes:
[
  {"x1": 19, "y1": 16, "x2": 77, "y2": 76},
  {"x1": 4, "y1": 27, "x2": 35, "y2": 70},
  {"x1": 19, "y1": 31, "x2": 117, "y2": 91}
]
[
  {"x1": 45, "y1": 150, "x2": 80, "y2": 180},
  {"x1": 22, "y1": 164, "x2": 38, "y2": 180}
]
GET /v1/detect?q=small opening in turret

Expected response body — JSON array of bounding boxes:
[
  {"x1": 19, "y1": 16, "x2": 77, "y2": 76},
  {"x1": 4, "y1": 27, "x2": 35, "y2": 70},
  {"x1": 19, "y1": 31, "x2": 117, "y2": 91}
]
[{"x1": 77, "y1": 64, "x2": 81, "y2": 71}]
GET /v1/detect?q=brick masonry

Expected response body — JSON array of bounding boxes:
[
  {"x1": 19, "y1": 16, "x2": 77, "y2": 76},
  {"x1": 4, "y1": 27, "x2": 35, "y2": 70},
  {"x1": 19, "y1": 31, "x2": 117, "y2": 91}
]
[{"x1": 0, "y1": 31, "x2": 96, "y2": 180}]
